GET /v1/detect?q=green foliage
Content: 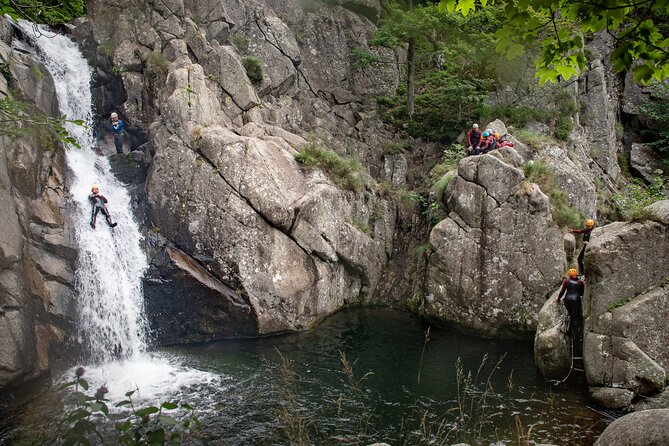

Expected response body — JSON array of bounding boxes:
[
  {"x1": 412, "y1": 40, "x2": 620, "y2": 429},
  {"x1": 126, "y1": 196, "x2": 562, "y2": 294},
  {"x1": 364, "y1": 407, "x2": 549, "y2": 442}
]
[
  {"x1": 369, "y1": 3, "x2": 501, "y2": 141},
  {"x1": 1, "y1": 0, "x2": 85, "y2": 25},
  {"x1": 554, "y1": 115, "x2": 573, "y2": 141},
  {"x1": 439, "y1": 0, "x2": 669, "y2": 85},
  {"x1": 480, "y1": 105, "x2": 551, "y2": 128},
  {"x1": 58, "y1": 367, "x2": 200, "y2": 445},
  {"x1": 613, "y1": 172, "x2": 668, "y2": 221},
  {"x1": 513, "y1": 129, "x2": 556, "y2": 149},
  {"x1": 230, "y1": 34, "x2": 249, "y2": 53},
  {"x1": 434, "y1": 171, "x2": 456, "y2": 204},
  {"x1": 382, "y1": 70, "x2": 492, "y2": 141},
  {"x1": 0, "y1": 97, "x2": 84, "y2": 149},
  {"x1": 294, "y1": 137, "x2": 365, "y2": 191},
  {"x1": 429, "y1": 144, "x2": 466, "y2": 182},
  {"x1": 242, "y1": 56, "x2": 264, "y2": 85},
  {"x1": 383, "y1": 140, "x2": 410, "y2": 155},
  {"x1": 639, "y1": 84, "x2": 669, "y2": 164},
  {"x1": 351, "y1": 48, "x2": 381, "y2": 68},
  {"x1": 522, "y1": 160, "x2": 583, "y2": 227},
  {"x1": 347, "y1": 217, "x2": 372, "y2": 236}
]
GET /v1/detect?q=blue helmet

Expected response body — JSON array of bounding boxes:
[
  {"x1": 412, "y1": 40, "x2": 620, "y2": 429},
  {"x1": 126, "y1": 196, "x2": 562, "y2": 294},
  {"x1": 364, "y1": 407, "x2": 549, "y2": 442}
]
[{"x1": 482, "y1": 131, "x2": 490, "y2": 137}]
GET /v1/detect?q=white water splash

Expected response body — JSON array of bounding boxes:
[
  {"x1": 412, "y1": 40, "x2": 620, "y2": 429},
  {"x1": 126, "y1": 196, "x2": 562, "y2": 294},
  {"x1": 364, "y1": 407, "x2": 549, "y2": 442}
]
[{"x1": 20, "y1": 22, "x2": 149, "y2": 363}]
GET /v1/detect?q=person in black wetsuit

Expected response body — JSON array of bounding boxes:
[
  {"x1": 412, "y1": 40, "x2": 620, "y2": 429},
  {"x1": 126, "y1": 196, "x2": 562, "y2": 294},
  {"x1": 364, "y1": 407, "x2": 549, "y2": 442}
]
[
  {"x1": 556, "y1": 268, "x2": 584, "y2": 336},
  {"x1": 570, "y1": 219, "x2": 595, "y2": 276},
  {"x1": 89, "y1": 185, "x2": 117, "y2": 229}
]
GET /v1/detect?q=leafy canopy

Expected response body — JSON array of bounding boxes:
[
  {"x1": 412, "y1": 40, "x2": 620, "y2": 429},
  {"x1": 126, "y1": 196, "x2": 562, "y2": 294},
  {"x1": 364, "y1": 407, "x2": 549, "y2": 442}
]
[
  {"x1": 439, "y1": 0, "x2": 669, "y2": 84},
  {"x1": 0, "y1": 0, "x2": 84, "y2": 25}
]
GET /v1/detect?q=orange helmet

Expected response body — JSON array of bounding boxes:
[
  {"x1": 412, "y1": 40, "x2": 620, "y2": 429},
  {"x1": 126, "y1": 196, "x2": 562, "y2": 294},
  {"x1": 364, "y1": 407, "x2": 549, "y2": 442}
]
[
  {"x1": 585, "y1": 219, "x2": 595, "y2": 228},
  {"x1": 568, "y1": 268, "x2": 578, "y2": 278}
]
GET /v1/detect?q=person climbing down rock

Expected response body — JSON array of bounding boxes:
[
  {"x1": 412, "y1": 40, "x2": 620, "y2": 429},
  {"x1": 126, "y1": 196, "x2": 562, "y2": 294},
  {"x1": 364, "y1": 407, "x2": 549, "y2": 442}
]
[
  {"x1": 110, "y1": 112, "x2": 125, "y2": 155},
  {"x1": 89, "y1": 185, "x2": 117, "y2": 229},
  {"x1": 570, "y1": 219, "x2": 595, "y2": 275},
  {"x1": 556, "y1": 268, "x2": 584, "y2": 337}
]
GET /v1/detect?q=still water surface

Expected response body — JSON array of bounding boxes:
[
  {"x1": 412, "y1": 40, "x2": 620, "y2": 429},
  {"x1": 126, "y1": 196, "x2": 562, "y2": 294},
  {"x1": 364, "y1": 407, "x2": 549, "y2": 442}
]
[{"x1": 2, "y1": 308, "x2": 607, "y2": 445}]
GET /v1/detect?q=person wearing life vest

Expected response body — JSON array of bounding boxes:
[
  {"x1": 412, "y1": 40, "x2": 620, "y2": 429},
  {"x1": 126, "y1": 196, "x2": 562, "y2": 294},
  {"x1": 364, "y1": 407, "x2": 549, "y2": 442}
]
[
  {"x1": 110, "y1": 112, "x2": 125, "y2": 154},
  {"x1": 556, "y1": 268, "x2": 584, "y2": 335},
  {"x1": 480, "y1": 131, "x2": 498, "y2": 154},
  {"x1": 89, "y1": 185, "x2": 118, "y2": 229},
  {"x1": 467, "y1": 123, "x2": 482, "y2": 155},
  {"x1": 570, "y1": 219, "x2": 595, "y2": 275}
]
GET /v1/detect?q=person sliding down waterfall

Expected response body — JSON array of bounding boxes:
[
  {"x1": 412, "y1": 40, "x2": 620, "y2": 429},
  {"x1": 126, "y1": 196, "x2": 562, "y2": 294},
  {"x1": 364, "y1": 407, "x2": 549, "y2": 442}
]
[
  {"x1": 89, "y1": 185, "x2": 117, "y2": 229},
  {"x1": 556, "y1": 268, "x2": 584, "y2": 337}
]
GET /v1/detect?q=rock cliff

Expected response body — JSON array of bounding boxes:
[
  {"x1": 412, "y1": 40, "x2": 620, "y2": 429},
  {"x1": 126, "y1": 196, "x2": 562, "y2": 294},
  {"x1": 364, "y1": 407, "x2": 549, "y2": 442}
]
[{"x1": 0, "y1": 21, "x2": 76, "y2": 390}]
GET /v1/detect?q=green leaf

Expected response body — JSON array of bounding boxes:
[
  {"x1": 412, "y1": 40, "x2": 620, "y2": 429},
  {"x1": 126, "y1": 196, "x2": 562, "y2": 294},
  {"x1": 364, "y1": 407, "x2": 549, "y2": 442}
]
[
  {"x1": 115, "y1": 400, "x2": 133, "y2": 407},
  {"x1": 78, "y1": 378, "x2": 89, "y2": 391},
  {"x1": 455, "y1": 0, "x2": 476, "y2": 16},
  {"x1": 89, "y1": 402, "x2": 104, "y2": 413},
  {"x1": 125, "y1": 390, "x2": 136, "y2": 397},
  {"x1": 634, "y1": 64, "x2": 655, "y2": 84},
  {"x1": 505, "y1": 42, "x2": 525, "y2": 60},
  {"x1": 146, "y1": 428, "x2": 166, "y2": 444},
  {"x1": 161, "y1": 402, "x2": 179, "y2": 410},
  {"x1": 555, "y1": 62, "x2": 579, "y2": 81},
  {"x1": 116, "y1": 420, "x2": 132, "y2": 432},
  {"x1": 158, "y1": 415, "x2": 177, "y2": 426},
  {"x1": 135, "y1": 406, "x2": 160, "y2": 417}
]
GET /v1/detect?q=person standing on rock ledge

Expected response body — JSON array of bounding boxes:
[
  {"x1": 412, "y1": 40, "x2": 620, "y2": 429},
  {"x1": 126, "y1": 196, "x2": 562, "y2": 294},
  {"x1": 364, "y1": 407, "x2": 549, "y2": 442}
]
[
  {"x1": 570, "y1": 219, "x2": 595, "y2": 276},
  {"x1": 557, "y1": 268, "x2": 584, "y2": 336},
  {"x1": 110, "y1": 112, "x2": 125, "y2": 155}
]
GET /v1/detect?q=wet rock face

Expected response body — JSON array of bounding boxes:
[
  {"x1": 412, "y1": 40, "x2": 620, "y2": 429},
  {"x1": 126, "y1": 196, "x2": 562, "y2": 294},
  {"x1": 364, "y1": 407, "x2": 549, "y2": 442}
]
[
  {"x1": 0, "y1": 21, "x2": 76, "y2": 390},
  {"x1": 426, "y1": 150, "x2": 566, "y2": 338},
  {"x1": 583, "y1": 201, "x2": 669, "y2": 407}
]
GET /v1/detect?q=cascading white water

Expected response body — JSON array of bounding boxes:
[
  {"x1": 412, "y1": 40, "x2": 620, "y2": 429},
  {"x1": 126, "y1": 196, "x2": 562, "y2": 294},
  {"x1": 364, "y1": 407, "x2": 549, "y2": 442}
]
[
  {"x1": 20, "y1": 22, "x2": 148, "y2": 363},
  {"x1": 13, "y1": 22, "x2": 219, "y2": 406}
]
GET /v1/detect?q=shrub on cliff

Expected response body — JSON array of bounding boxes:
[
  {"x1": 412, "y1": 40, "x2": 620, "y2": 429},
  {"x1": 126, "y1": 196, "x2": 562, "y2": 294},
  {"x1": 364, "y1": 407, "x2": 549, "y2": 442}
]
[
  {"x1": 295, "y1": 137, "x2": 365, "y2": 191},
  {"x1": 1, "y1": 0, "x2": 85, "y2": 25}
]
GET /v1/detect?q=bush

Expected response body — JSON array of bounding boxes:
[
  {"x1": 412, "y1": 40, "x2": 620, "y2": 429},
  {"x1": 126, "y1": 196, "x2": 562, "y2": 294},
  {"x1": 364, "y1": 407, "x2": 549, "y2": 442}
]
[
  {"x1": 514, "y1": 129, "x2": 557, "y2": 149},
  {"x1": 242, "y1": 56, "x2": 263, "y2": 85},
  {"x1": 480, "y1": 105, "x2": 552, "y2": 128},
  {"x1": 3, "y1": 0, "x2": 85, "y2": 25},
  {"x1": 295, "y1": 138, "x2": 365, "y2": 191},
  {"x1": 434, "y1": 171, "x2": 456, "y2": 204},
  {"x1": 554, "y1": 115, "x2": 573, "y2": 140},
  {"x1": 54, "y1": 367, "x2": 200, "y2": 445},
  {"x1": 613, "y1": 172, "x2": 668, "y2": 220}
]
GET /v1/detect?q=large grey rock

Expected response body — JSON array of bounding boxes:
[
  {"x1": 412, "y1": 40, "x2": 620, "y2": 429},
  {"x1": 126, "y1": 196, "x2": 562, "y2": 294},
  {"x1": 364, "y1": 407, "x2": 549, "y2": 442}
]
[
  {"x1": 583, "y1": 207, "x2": 669, "y2": 405},
  {"x1": 534, "y1": 289, "x2": 571, "y2": 379},
  {"x1": 426, "y1": 151, "x2": 565, "y2": 338},
  {"x1": 631, "y1": 143, "x2": 666, "y2": 183},
  {"x1": 594, "y1": 409, "x2": 669, "y2": 446},
  {"x1": 589, "y1": 387, "x2": 635, "y2": 410}
]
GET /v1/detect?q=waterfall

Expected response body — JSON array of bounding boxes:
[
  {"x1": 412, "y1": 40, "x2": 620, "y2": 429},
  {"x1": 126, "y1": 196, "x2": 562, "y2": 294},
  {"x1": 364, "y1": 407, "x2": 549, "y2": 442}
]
[{"x1": 19, "y1": 22, "x2": 149, "y2": 363}]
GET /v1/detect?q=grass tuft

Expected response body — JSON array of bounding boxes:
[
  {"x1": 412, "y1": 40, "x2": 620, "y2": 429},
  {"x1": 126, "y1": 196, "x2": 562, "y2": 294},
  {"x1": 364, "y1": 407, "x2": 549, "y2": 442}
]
[{"x1": 295, "y1": 137, "x2": 365, "y2": 191}]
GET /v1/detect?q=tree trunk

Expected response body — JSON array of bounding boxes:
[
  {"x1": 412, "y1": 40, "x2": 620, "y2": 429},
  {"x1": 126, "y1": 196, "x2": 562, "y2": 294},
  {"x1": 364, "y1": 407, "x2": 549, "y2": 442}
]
[
  {"x1": 407, "y1": 37, "x2": 415, "y2": 117},
  {"x1": 407, "y1": 0, "x2": 415, "y2": 117}
]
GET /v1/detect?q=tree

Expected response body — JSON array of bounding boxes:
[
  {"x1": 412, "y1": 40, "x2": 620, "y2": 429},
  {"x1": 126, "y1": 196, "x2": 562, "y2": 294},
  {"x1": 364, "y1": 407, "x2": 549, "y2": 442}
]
[
  {"x1": 371, "y1": 2, "x2": 460, "y2": 118},
  {"x1": 0, "y1": 0, "x2": 84, "y2": 25},
  {"x1": 439, "y1": 0, "x2": 669, "y2": 84}
]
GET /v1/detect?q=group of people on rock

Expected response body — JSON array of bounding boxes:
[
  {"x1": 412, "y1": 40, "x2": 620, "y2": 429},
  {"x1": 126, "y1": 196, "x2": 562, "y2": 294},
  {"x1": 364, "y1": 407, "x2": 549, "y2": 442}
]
[
  {"x1": 88, "y1": 112, "x2": 125, "y2": 231},
  {"x1": 466, "y1": 123, "x2": 514, "y2": 156}
]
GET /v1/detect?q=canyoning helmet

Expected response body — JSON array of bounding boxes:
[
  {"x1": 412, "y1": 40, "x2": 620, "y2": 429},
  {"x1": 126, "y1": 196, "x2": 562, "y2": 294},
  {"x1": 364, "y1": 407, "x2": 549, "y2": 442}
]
[
  {"x1": 486, "y1": 128, "x2": 493, "y2": 135},
  {"x1": 110, "y1": 112, "x2": 118, "y2": 120},
  {"x1": 482, "y1": 131, "x2": 489, "y2": 137},
  {"x1": 91, "y1": 184, "x2": 99, "y2": 192},
  {"x1": 585, "y1": 219, "x2": 595, "y2": 228},
  {"x1": 472, "y1": 123, "x2": 479, "y2": 129},
  {"x1": 493, "y1": 132, "x2": 501, "y2": 139},
  {"x1": 568, "y1": 268, "x2": 578, "y2": 278}
]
